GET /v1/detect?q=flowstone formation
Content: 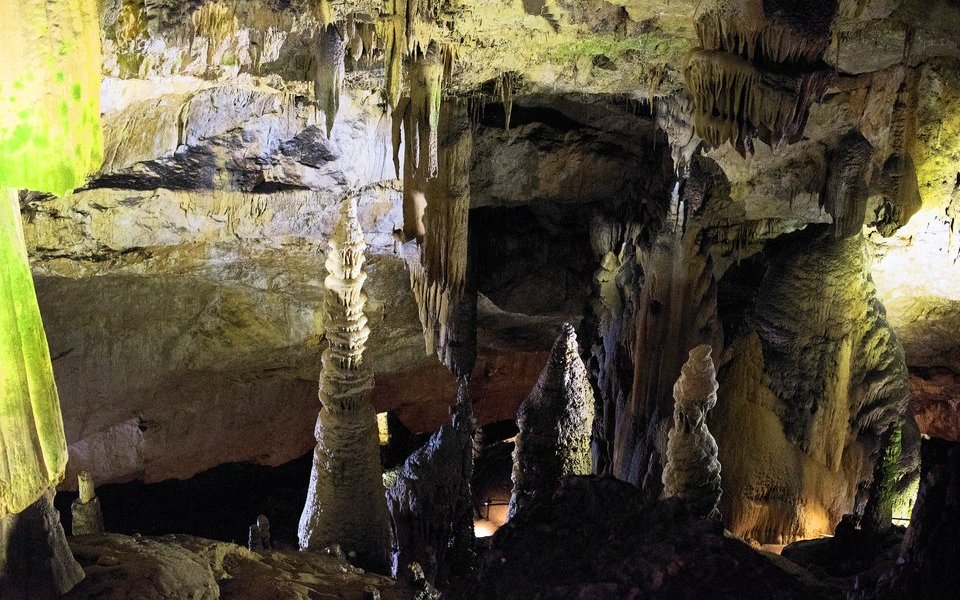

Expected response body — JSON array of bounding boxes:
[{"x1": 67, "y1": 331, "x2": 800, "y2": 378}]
[
  {"x1": 661, "y1": 345, "x2": 722, "y2": 519},
  {"x1": 298, "y1": 198, "x2": 392, "y2": 573},
  {"x1": 71, "y1": 471, "x2": 105, "y2": 536},
  {"x1": 508, "y1": 324, "x2": 595, "y2": 520}
]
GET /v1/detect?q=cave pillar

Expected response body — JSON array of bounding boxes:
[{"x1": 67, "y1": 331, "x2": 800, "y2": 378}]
[{"x1": 298, "y1": 198, "x2": 392, "y2": 573}]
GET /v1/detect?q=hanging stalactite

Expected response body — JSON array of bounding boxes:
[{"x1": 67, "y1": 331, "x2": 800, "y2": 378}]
[{"x1": 313, "y1": 23, "x2": 346, "y2": 138}]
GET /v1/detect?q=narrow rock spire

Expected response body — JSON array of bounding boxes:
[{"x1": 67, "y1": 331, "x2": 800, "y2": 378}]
[
  {"x1": 71, "y1": 471, "x2": 105, "y2": 535},
  {"x1": 662, "y1": 344, "x2": 722, "y2": 518},
  {"x1": 508, "y1": 323, "x2": 595, "y2": 520},
  {"x1": 299, "y1": 197, "x2": 391, "y2": 573}
]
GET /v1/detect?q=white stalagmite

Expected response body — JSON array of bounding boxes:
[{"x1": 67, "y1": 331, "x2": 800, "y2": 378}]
[
  {"x1": 662, "y1": 344, "x2": 722, "y2": 518},
  {"x1": 508, "y1": 324, "x2": 595, "y2": 520},
  {"x1": 298, "y1": 197, "x2": 392, "y2": 573}
]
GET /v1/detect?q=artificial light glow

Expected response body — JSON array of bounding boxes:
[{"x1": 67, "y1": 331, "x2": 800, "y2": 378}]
[
  {"x1": 0, "y1": 190, "x2": 69, "y2": 517},
  {"x1": 0, "y1": 0, "x2": 104, "y2": 197},
  {"x1": 377, "y1": 412, "x2": 390, "y2": 445}
]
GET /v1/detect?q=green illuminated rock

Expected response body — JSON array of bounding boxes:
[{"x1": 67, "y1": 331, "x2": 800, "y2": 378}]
[
  {"x1": 0, "y1": 0, "x2": 103, "y2": 197},
  {"x1": 0, "y1": 189, "x2": 69, "y2": 517}
]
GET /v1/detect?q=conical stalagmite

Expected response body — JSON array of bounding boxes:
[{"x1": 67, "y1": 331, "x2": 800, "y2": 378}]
[
  {"x1": 662, "y1": 344, "x2": 722, "y2": 518},
  {"x1": 298, "y1": 198, "x2": 391, "y2": 573},
  {"x1": 508, "y1": 324, "x2": 595, "y2": 520}
]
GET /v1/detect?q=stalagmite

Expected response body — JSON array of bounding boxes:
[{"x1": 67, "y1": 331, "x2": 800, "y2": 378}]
[
  {"x1": 508, "y1": 324, "x2": 595, "y2": 520},
  {"x1": 71, "y1": 471, "x2": 105, "y2": 535},
  {"x1": 298, "y1": 198, "x2": 392, "y2": 573},
  {"x1": 661, "y1": 345, "x2": 722, "y2": 519},
  {"x1": 314, "y1": 24, "x2": 347, "y2": 138},
  {"x1": 387, "y1": 386, "x2": 476, "y2": 587}
]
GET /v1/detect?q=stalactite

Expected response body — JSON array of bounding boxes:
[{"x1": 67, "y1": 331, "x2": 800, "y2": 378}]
[
  {"x1": 495, "y1": 72, "x2": 519, "y2": 132},
  {"x1": 380, "y1": 0, "x2": 406, "y2": 115},
  {"x1": 684, "y1": 50, "x2": 832, "y2": 155},
  {"x1": 298, "y1": 198, "x2": 392, "y2": 574},
  {"x1": 191, "y1": 1, "x2": 236, "y2": 69},
  {"x1": 508, "y1": 324, "x2": 595, "y2": 520},
  {"x1": 406, "y1": 101, "x2": 473, "y2": 370},
  {"x1": 313, "y1": 23, "x2": 346, "y2": 138},
  {"x1": 695, "y1": 0, "x2": 838, "y2": 65},
  {"x1": 822, "y1": 130, "x2": 873, "y2": 239},
  {"x1": 662, "y1": 345, "x2": 722, "y2": 519}
]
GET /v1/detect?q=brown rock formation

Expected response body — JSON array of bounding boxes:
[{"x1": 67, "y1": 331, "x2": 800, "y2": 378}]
[{"x1": 508, "y1": 324, "x2": 595, "y2": 520}]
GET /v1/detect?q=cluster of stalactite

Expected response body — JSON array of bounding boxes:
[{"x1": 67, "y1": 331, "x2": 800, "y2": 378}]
[
  {"x1": 685, "y1": 0, "x2": 838, "y2": 154},
  {"x1": 508, "y1": 324, "x2": 595, "y2": 520},
  {"x1": 405, "y1": 101, "x2": 474, "y2": 370},
  {"x1": 298, "y1": 198, "x2": 392, "y2": 573},
  {"x1": 191, "y1": 1, "x2": 237, "y2": 69}
]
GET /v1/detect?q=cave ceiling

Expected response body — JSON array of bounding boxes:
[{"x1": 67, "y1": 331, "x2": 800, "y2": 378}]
[{"x1": 15, "y1": 0, "x2": 960, "y2": 497}]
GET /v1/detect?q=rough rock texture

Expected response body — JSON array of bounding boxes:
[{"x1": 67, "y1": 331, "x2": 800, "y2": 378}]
[
  {"x1": 71, "y1": 472, "x2": 105, "y2": 536},
  {"x1": 386, "y1": 390, "x2": 475, "y2": 587},
  {"x1": 298, "y1": 198, "x2": 392, "y2": 572},
  {"x1": 850, "y1": 438, "x2": 960, "y2": 600},
  {"x1": 662, "y1": 345, "x2": 722, "y2": 519},
  {"x1": 508, "y1": 324, "x2": 594, "y2": 520},
  {"x1": 66, "y1": 533, "x2": 414, "y2": 599},
  {"x1": 711, "y1": 233, "x2": 908, "y2": 544},
  {"x1": 478, "y1": 476, "x2": 837, "y2": 600},
  {"x1": 0, "y1": 492, "x2": 85, "y2": 600}
]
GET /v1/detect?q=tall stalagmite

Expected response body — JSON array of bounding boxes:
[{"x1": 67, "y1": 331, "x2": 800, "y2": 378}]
[
  {"x1": 298, "y1": 197, "x2": 391, "y2": 573},
  {"x1": 662, "y1": 345, "x2": 722, "y2": 518},
  {"x1": 508, "y1": 324, "x2": 595, "y2": 520}
]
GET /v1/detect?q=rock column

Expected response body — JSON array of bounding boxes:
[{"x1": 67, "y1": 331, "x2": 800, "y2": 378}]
[{"x1": 298, "y1": 198, "x2": 392, "y2": 573}]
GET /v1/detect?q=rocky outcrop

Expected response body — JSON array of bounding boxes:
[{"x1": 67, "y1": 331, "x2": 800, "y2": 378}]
[
  {"x1": 508, "y1": 324, "x2": 594, "y2": 520},
  {"x1": 479, "y1": 476, "x2": 836, "y2": 600},
  {"x1": 662, "y1": 345, "x2": 722, "y2": 519},
  {"x1": 386, "y1": 390, "x2": 475, "y2": 587},
  {"x1": 298, "y1": 198, "x2": 392, "y2": 573},
  {"x1": 66, "y1": 533, "x2": 414, "y2": 599}
]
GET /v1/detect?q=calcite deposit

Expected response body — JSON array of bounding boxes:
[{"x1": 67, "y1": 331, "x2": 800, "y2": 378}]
[{"x1": 2, "y1": 0, "x2": 960, "y2": 597}]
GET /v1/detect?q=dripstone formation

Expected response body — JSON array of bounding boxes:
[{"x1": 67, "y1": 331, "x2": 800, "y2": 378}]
[
  {"x1": 71, "y1": 471, "x2": 105, "y2": 536},
  {"x1": 298, "y1": 198, "x2": 392, "y2": 573},
  {"x1": 508, "y1": 324, "x2": 595, "y2": 520},
  {"x1": 662, "y1": 345, "x2": 723, "y2": 519}
]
